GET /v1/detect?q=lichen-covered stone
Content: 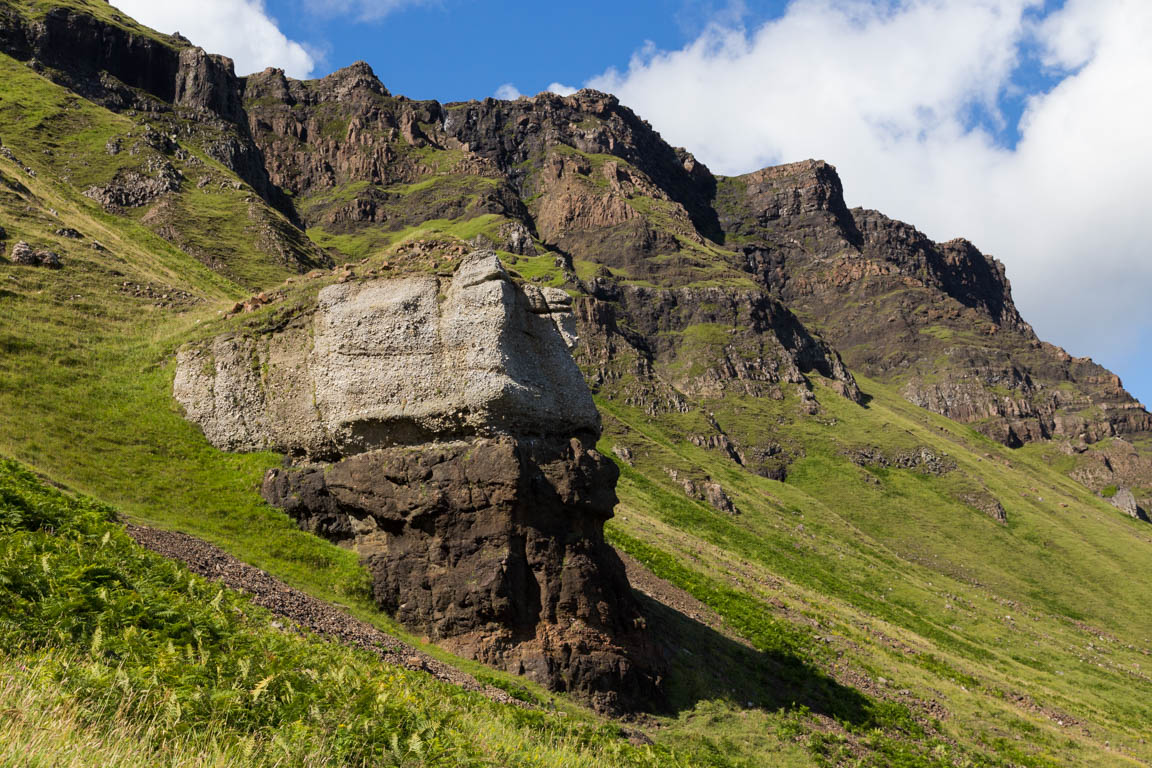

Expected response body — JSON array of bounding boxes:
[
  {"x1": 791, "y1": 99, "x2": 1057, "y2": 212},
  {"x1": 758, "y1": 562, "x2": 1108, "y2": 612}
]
[{"x1": 174, "y1": 251, "x2": 599, "y2": 457}]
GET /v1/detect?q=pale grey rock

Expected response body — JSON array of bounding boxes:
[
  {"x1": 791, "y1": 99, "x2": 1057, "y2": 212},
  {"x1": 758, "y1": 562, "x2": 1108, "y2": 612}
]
[
  {"x1": 1109, "y1": 487, "x2": 1142, "y2": 519},
  {"x1": 174, "y1": 251, "x2": 598, "y2": 456}
]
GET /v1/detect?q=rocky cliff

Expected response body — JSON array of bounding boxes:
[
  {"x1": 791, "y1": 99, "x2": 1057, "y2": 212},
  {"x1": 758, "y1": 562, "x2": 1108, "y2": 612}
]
[
  {"x1": 175, "y1": 251, "x2": 661, "y2": 713},
  {"x1": 717, "y1": 159, "x2": 1152, "y2": 448},
  {"x1": 235, "y1": 62, "x2": 865, "y2": 478},
  {"x1": 6, "y1": 1, "x2": 1146, "y2": 459}
]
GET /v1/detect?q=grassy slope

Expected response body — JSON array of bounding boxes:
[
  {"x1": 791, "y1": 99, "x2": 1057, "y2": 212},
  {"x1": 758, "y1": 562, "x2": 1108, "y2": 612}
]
[
  {"x1": 1, "y1": 32, "x2": 1151, "y2": 768},
  {"x1": 601, "y1": 372, "x2": 1152, "y2": 766},
  {"x1": 0, "y1": 460, "x2": 704, "y2": 768}
]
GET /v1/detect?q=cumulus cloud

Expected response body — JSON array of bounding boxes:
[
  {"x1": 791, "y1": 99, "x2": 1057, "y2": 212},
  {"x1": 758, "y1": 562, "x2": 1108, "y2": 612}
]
[
  {"x1": 111, "y1": 0, "x2": 315, "y2": 77},
  {"x1": 588, "y1": 0, "x2": 1152, "y2": 398},
  {"x1": 495, "y1": 82, "x2": 579, "y2": 99},
  {"x1": 545, "y1": 82, "x2": 579, "y2": 96},
  {"x1": 495, "y1": 83, "x2": 523, "y2": 100}
]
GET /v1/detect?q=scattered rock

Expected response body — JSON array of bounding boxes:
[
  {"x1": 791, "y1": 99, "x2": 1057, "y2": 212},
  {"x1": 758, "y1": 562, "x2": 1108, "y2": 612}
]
[
  {"x1": 665, "y1": 467, "x2": 740, "y2": 515},
  {"x1": 1107, "y1": 487, "x2": 1149, "y2": 522},
  {"x1": 9, "y1": 241, "x2": 61, "y2": 268},
  {"x1": 55, "y1": 227, "x2": 83, "y2": 239},
  {"x1": 612, "y1": 444, "x2": 634, "y2": 465},
  {"x1": 9, "y1": 241, "x2": 36, "y2": 265},
  {"x1": 117, "y1": 281, "x2": 199, "y2": 307},
  {"x1": 959, "y1": 491, "x2": 1008, "y2": 524},
  {"x1": 849, "y1": 445, "x2": 956, "y2": 475},
  {"x1": 37, "y1": 249, "x2": 61, "y2": 269},
  {"x1": 83, "y1": 159, "x2": 182, "y2": 210}
]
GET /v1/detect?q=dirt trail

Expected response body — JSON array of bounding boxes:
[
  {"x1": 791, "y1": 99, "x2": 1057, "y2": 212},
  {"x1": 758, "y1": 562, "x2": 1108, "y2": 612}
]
[
  {"x1": 124, "y1": 524, "x2": 746, "y2": 719},
  {"x1": 617, "y1": 550, "x2": 753, "y2": 648},
  {"x1": 125, "y1": 524, "x2": 527, "y2": 708}
]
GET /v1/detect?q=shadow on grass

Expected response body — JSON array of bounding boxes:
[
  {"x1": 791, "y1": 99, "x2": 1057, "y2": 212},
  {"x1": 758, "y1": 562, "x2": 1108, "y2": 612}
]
[{"x1": 634, "y1": 592, "x2": 891, "y2": 729}]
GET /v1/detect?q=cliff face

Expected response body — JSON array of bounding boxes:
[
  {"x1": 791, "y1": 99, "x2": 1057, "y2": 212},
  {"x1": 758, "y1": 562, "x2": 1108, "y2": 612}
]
[
  {"x1": 175, "y1": 252, "x2": 661, "y2": 713},
  {"x1": 717, "y1": 160, "x2": 1152, "y2": 448}
]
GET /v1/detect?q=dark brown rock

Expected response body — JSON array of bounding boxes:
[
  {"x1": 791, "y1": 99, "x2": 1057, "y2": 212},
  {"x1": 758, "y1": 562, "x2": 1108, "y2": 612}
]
[
  {"x1": 263, "y1": 435, "x2": 661, "y2": 714},
  {"x1": 174, "y1": 47, "x2": 245, "y2": 123},
  {"x1": 0, "y1": 7, "x2": 184, "y2": 109}
]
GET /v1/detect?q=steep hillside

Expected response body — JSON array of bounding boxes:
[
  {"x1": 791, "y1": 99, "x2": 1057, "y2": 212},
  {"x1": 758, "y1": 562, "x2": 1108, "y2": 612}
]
[
  {"x1": 715, "y1": 161, "x2": 1152, "y2": 495},
  {"x1": 1, "y1": 2, "x2": 1152, "y2": 767}
]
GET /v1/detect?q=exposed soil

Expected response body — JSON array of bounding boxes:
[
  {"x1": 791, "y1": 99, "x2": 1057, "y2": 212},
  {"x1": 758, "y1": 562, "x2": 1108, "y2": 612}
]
[
  {"x1": 124, "y1": 524, "x2": 528, "y2": 708},
  {"x1": 617, "y1": 550, "x2": 752, "y2": 648}
]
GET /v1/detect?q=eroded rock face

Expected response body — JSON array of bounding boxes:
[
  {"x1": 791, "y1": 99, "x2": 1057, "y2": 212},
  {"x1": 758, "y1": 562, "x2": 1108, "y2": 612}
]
[
  {"x1": 175, "y1": 251, "x2": 661, "y2": 712},
  {"x1": 717, "y1": 159, "x2": 1152, "y2": 448},
  {"x1": 175, "y1": 252, "x2": 596, "y2": 457},
  {"x1": 262, "y1": 436, "x2": 657, "y2": 712},
  {"x1": 1107, "y1": 487, "x2": 1145, "y2": 521}
]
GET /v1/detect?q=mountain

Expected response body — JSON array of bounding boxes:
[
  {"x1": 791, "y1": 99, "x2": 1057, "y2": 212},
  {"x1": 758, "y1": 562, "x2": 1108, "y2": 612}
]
[{"x1": 2, "y1": 2, "x2": 1152, "y2": 766}]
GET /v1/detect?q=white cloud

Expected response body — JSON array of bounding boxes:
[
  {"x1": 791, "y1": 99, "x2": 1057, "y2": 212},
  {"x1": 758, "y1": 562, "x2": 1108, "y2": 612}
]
[
  {"x1": 496, "y1": 83, "x2": 578, "y2": 99},
  {"x1": 545, "y1": 82, "x2": 579, "y2": 96},
  {"x1": 303, "y1": 0, "x2": 429, "y2": 22},
  {"x1": 111, "y1": 0, "x2": 315, "y2": 77},
  {"x1": 495, "y1": 83, "x2": 523, "y2": 100},
  {"x1": 587, "y1": 0, "x2": 1152, "y2": 396}
]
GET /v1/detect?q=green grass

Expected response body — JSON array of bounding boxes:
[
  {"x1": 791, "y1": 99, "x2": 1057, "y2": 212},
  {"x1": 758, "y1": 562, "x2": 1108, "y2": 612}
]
[
  {"x1": 3, "y1": 15, "x2": 1152, "y2": 767},
  {"x1": 0, "y1": 459, "x2": 725, "y2": 768},
  {"x1": 595, "y1": 371, "x2": 1152, "y2": 766}
]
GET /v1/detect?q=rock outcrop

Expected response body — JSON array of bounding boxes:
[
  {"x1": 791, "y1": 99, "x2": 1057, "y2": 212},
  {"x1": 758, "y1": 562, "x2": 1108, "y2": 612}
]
[
  {"x1": 175, "y1": 253, "x2": 593, "y2": 456},
  {"x1": 717, "y1": 159, "x2": 1152, "y2": 449},
  {"x1": 1107, "y1": 487, "x2": 1146, "y2": 521},
  {"x1": 9, "y1": 241, "x2": 61, "y2": 268},
  {"x1": 175, "y1": 252, "x2": 661, "y2": 713}
]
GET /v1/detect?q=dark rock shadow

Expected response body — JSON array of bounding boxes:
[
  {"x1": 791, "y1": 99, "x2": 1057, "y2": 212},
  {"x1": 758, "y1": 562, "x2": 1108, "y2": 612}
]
[{"x1": 632, "y1": 592, "x2": 881, "y2": 727}]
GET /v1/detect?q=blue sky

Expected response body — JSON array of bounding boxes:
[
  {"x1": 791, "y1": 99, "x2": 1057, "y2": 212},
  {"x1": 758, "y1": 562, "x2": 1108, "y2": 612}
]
[
  {"x1": 265, "y1": 1, "x2": 791, "y2": 102},
  {"x1": 114, "y1": 0, "x2": 1152, "y2": 407}
]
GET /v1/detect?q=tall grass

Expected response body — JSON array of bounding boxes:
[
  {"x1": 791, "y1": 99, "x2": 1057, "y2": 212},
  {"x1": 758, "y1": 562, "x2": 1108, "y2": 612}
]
[{"x1": 0, "y1": 459, "x2": 721, "y2": 768}]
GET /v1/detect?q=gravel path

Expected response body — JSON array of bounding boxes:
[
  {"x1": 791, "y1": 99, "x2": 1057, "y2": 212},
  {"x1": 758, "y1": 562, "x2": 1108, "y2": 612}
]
[{"x1": 125, "y1": 524, "x2": 527, "y2": 708}]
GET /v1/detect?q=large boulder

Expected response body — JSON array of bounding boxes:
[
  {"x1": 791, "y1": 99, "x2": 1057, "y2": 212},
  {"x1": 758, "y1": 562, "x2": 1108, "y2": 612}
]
[
  {"x1": 175, "y1": 252, "x2": 597, "y2": 457},
  {"x1": 1109, "y1": 487, "x2": 1148, "y2": 522},
  {"x1": 175, "y1": 251, "x2": 662, "y2": 713}
]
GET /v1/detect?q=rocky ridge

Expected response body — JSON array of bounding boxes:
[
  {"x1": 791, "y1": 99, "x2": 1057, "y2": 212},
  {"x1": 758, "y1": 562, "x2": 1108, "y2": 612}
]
[{"x1": 716, "y1": 159, "x2": 1152, "y2": 450}]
